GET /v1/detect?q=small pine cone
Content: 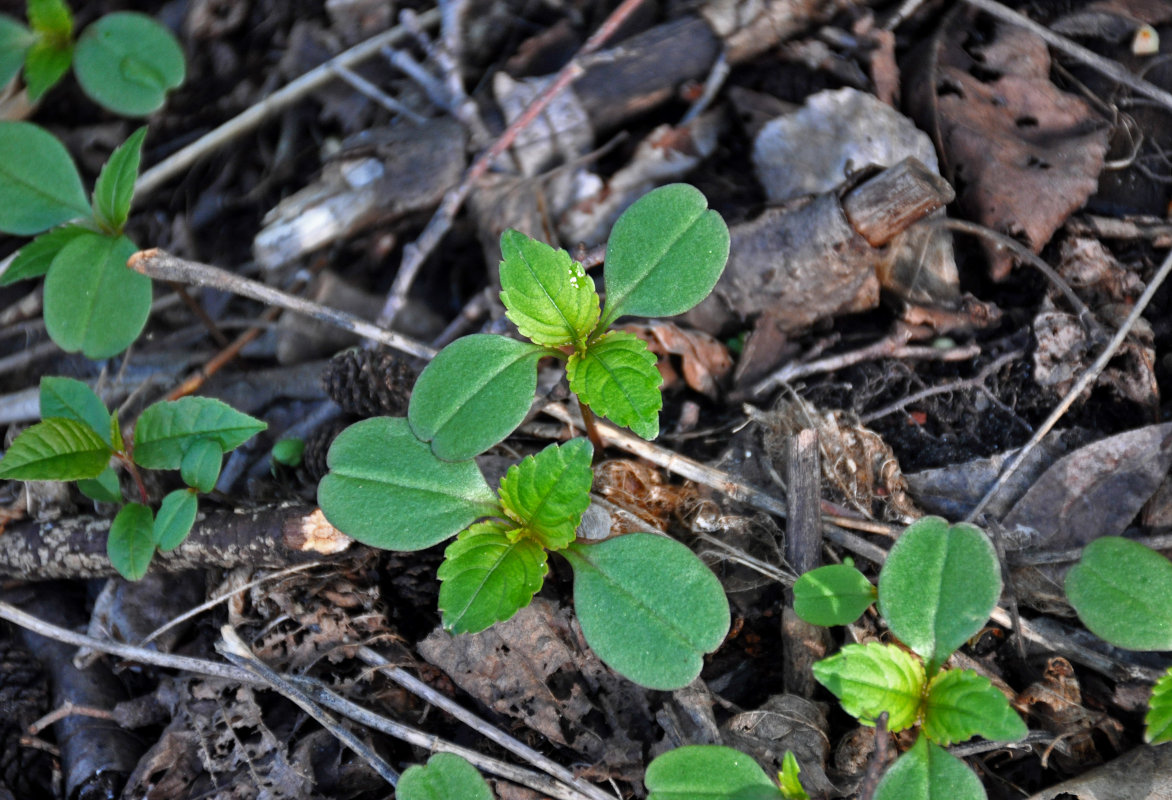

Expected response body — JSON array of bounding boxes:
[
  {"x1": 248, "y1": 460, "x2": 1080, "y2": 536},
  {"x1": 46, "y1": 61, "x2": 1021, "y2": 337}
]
[
  {"x1": 301, "y1": 416, "x2": 358, "y2": 485},
  {"x1": 322, "y1": 347, "x2": 417, "y2": 418}
]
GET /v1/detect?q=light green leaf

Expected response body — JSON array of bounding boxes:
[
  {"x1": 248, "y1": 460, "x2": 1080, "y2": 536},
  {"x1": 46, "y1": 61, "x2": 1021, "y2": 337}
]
[
  {"x1": 567, "y1": 330, "x2": 662, "y2": 439},
  {"x1": 499, "y1": 229, "x2": 599, "y2": 348},
  {"x1": 397, "y1": 753, "x2": 495, "y2": 800},
  {"x1": 873, "y1": 737, "x2": 986, "y2": 800},
  {"x1": 1065, "y1": 536, "x2": 1172, "y2": 651},
  {"x1": 179, "y1": 438, "x2": 221, "y2": 493},
  {"x1": 645, "y1": 745, "x2": 782, "y2": 800},
  {"x1": 793, "y1": 563, "x2": 876, "y2": 626},
  {"x1": 1146, "y1": 666, "x2": 1172, "y2": 744},
  {"x1": 812, "y1": 643, "x2": 925, "y2": 731},
  {"x1": 0, "y1": 417, "x2": 109, "y2": 480},
  {"x1": 778, "y1": 751, "x2": 810, "y2": 800},
  {"x1": 438, "y1": 520, "x2": 549, "y2": 634},
  {"x1": 108, "y1": 502, "x2": 154, "y2": 580},
  {"x1": 73, "y1": 12, "x2": 185, "y2": 116},
  {"x1": 132, "y1": 396, "x2": 265, "y2": 469},
  {"x1": 153, "y1": 488, "x2": 197, "y2": 551},
  {"x1": 0, "y1": 121, "x2": 89, "y2": 235},
  {"x1": 878, "y1": 517, "x2": 1002, "y2": 673},
  {"x1": 40, "y1": 376, "x2": 110, "y2": 445},
  {"x1": 497, "y1": 438, "x2": 592, "y2": 550},
  {"x1": 93, "y1": 126, "x2": 146, "y2": 233},
  {"x1": 600, "y1": 184, "x2": 730, "y2": 327},
  {"x1": 43, "y1": 232, "x2": 151, "y2": 358},
  {"x1": 76, "y1": 465, "x2": 121, "y2": 503},
  {"x1": 1, "y1": 225, "x2": 90, "y2": 286},
  {"x1": 318, "y1": 417, "x2": 497, "y2": 551},
  {"x1": 923, "y1": 668, "x2": 1027, "y2": 745},
  {"x1": 409, "y1": 334, "x2": 544, "y2": 462},
  {"x1": 564, "y1": 533, "x2": 729, "y2": 690},
  {"x1": 27, "y1": 0, "x2": 72, "y2": 37},
  {"x1": 0, "y1": 15, "x2": 34, "y2": 88},
  {"x1": 22, "y1": 36, "x2": 70, "y2": 100}
]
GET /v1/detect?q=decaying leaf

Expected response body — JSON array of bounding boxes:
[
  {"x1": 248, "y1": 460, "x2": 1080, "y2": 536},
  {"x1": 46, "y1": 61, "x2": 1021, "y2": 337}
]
[
  {"x1": 620, "y1": 320, "x2": 733, "y2": 398},
  {"x1": 1013, "y1": 657, "x2": 1124, "y2": 771},
  {"x1": 721, "y1": 694, "x2": 838, "y2": 797},
  {"x1": 594, "y1": 459, "x2": 701, "y2": 532}
]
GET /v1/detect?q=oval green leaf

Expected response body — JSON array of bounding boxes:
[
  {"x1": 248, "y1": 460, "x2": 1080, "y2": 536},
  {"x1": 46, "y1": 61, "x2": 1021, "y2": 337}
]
[
  {"x1": 564, "y1": 533, "x2": 730, "y2": 690},
  {"x1": 93, "y1": 126, "x2": 147, "y2": 232},
  {"x1": 0, "y1": 121, "x2": 89, "y2": 235},
  {"x1": 108, "y1": 502, "x2": 155, "y2": 580},
  {"x1": 811, "y1": 642, "x2": 925, "y2": 732},
  {"x1": 873, "y1": 737, "x2": 986, "y2": 800},
  {"x1": 567, "y1": 330, "x2": 662, "y2": 440},
  {"x1": 499, "y1": 229, "x2": 600, "y2": 348},
  {"x1": 0, "y1": 417, "x2": 110, "y2": 480},
  {"x1": 153, "y1": 488, "x2": 198, "y2": 551},
  {"x1": 180, "y1": 438, "x2": 222, "y2": 493},
  {"x1": 74, "y1": 12, "x2": 185, "y2": 116},
  {"x1": 497, "y1": 437, "x2": 593, "y2": 550},
  {"x1": 1065, "y1": 536, "x2": 1172, "y2": 651},
  {"x1": 878, "y1": 517, "x2": 1002, "y2": 673},
  {"x1": 0, "y1": 15, "x2": 33, "y2": 88},
  {"x1": 600, "y1": 183, "x2": 730, "y2": 327},
  {"x1": 438, "y1": 520, "x2": 549, "y2": 634},
  {"x1": 645, "y1": 745, "x2": 782, "y2": 800},
  {"x1": 793, "y1": 563, "x2": 877, "y2": 627},
  {"x1": 397, "y1": 753, "x2": 494, "y2": 800},
  {"x1": 77, "y1": 465, "x2": 122, "y2": 503},
  {"x1": 40, "y1": 376, "x2": 111, "y2": 445},
  {"x1": 1146, "y1": 666, "x2": 1172, "y2": 744},
  {"x1": 318, "y1": 417, "x2": 497, "y2": 551},
  {"x1": 1, "y1": 225, "x2": 91, "y2": 286},
  {"x1": 408, "y1": 334, "x2": 543, "y2": 461},
  {"x1": 132, "y1": 396, "x2": 265, "y2": 469},
  {"x1": 923, "y1": 668, "x2": 1028, "y2": 745}
]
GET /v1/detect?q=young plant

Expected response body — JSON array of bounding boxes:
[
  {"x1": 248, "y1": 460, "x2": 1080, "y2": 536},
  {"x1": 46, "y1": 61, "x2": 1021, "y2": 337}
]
[
  {"x1": 1064, "y1": 536, "x2": 1172, "y2": 744},
  {"x1": 318, "y1": 184, "x2": 732, "y2": 689},
  {"x1": 0, "y1": 377, "x2": 265, "y2": 579},
  {"x1": 0, "y1": 0, "x2": 184, "y2": 116},
  {"x1": 0, "y1": 122, "x2": 154, "y2": 358}
]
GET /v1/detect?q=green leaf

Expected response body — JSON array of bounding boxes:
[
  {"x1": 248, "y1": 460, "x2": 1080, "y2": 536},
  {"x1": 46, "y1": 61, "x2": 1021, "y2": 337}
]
[
  {"x1": 0, "y1": 15, "x2": 34, "y2": 89},
  {"x1": 0, "y1": 121, "x2": 89, "y2": 235},
  {"x1": 793, "y1": 563, "x2": 876, "y2": 626},
  {"x1": 438, "y1": 520, "x2": 549, "y2": 634},
  {"x1": 600, "y1": 184, "x2": 730, "y2": 327},
  {"x1": 1146, "y1": 666, "x2": 1172, "y2": 744},
  {"x1": 645, "y1": 745, "x2": 782, "y2": 800},
  {"x1": 497, "y1": 438, "x2": 592, "y2": 550},
  {"x1": 409, "y1": 334, "x2": 544, "y2": 461},
  {"x1": 778, "y1": 751, "x2": 810, "y2": 800},
  {"x1": 567, "y1": 331, "x2": 662, "y2": 440},
  {"x1": 27, "y1": 0, "x2": 72, "y2": 38},
  {"x1": 271, "y1": 437, "x2": 304, "y2": 467},
  {"x1": 1, "y1": 225, "x2": 90, "y2": 286},
  {"x1": 873, "y1": 737, "x2": 986, "y2": 800},
  {"x1": 812, "y1": 643, "x2": 925, "y2": 731},
  {"x1": 22, "y1": 36, "x2": 70, "y2": 100},
  {"x1": 40, "y1": 376, "x2": 110, "y2": 445},
  {"x1": 179, "y1": 438, "x2": 222, "y2": 493},
  {"x1": 133, "y1": 397, "x2": 265, "y2": 469},
  {"x1": 73, "y1": 12, "x2": 185, "y2": 117},
  {"x1": 923, "y1": 668, "x2": 1027, "y2": 745},
  {"x1": 92, "y1": 126, "x2": 146, "y2": 232},
  {"x1": 318, "y1": 417, "x2": 497, "y2": 551},
  {"x1": 878, "y1": 517, "x2": 1002, "y2": 673},
  {"x1": 76, "y1": 465, "x2": 121, "y2": 503},
  {"x1": 564, "y1": 533, "x2": 730, "y2": 690},
  {"x1": 499, "y1": 229, "x2": 600, "y2": 348},
  {"x1": 108, "y1": 502, "x2": 154, "y2": 580},
  {"x1": 0, "y1": 417, "x2": 109, "y2": 480},
  {"x1": 1065, "y1": 536, "x2": 1172, "y2": 651},
  {"x1": 153, "y1": 488, "x2": 197, "y2": 551},
  {"x1": 397, "y1": 753, "x2": 495, "y2": 800},
  {"x1": 43, "y1": 232, "x2": 151, "y2": 358}
]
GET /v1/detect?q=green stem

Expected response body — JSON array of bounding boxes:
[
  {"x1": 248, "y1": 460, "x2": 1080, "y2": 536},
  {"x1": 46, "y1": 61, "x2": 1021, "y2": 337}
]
[{"x1": 118, "y1": 454, "x2": 150, "y2": 505}]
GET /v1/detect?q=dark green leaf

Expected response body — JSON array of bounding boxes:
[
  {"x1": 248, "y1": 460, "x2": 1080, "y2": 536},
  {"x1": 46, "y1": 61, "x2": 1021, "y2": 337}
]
[
  {"x1": 923, "y1": 668, "x2": 1028, "y2": 745},
  {"x1": 73, "y1": 12, "x2": 185, "y2": 116},
  {"x1": 179, "y1": 438, "x2": 221, "y2": 493},
  {"x1": 0, "y1": 121, "x2": 89, "y2": 235},
  {"x1": 409, "y1": 334, "x2": 544, "y2": 461},
  {"x1": 108, "y1": 502, "x2": 154, "y2": 580},
  {"x1": 397, "y1": 753, "x2": 495, "y2": 800},
  {"x1": 645, "y1": 745, "x2": 782, "y2": 800},
  {"x1": 812, "y1": 643, "x2": 925, "y2": 732},
  {"x1": 497, "y1": 438, "x2": 592, "y2": 550},
  {"x1": 564, "y1": 533, "x2": 729, "y2": 690},
  {"x1": 1, "y1": 224, "x2": 90, "y2": 286},
  {"x1": 153, "y1": 488, "x2": 197, "y2": 551},
  {"x1": 22, "y1": 36, "x2": 70, "y2": 100},
  {"x1": 499, "y1": 229, "x2": 599, "y2": 348},
  {"x1": 40, "y1": 376, "x2": 110, "y2": 445},
  {"x1": 92, "y1": 126, "x2": 146, "y2": 232},
  {"x1": 0, "y1": 15, "x2": 34, "y2": 88},
  {"x1": 318, "y1": 417, "x2": 497, "y2": 551},
  {"x1": 1146, "y1": 666, "x2": 1172, "y2": 744},
  {"x1": 1065, "y1": 536, "x2": 1172, "y2": 651},
  {"x1": 0, "y1": 417, "x2": 109, "y2": 480},
  {"x1": 873, "y1": 737, "x2": 986, "y2": 800},
  {"x1": 26, "y1": 0, "x2": 72, "y2": 37},
  {"x1": 793, "y1": 563, "x2": 876, "y2": 626},
  {"x1": 567, "y1": 331, "x2": 662, "y2": 439},
  {"x1": 438, "y1": 520, "x2": 548, "y2": 634},
  {"x1": 76, "y1": 465, "x2": 121, "y2": 503},
  {"x1": 133, "y1": 397, "x2": 265, "y2": 469}
]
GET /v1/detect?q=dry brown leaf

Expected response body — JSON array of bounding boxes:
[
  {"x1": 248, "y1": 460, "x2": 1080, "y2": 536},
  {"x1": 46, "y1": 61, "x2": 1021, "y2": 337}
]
[
  {"x1": 619, "y1": 321, "x2": 733, "y2": 398},
  {"x1": 1013, "y1": 657, "x2": 1123, "y2": 771}
]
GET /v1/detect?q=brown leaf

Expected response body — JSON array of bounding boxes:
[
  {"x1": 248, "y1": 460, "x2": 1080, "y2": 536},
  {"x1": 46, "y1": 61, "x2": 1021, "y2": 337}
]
[
  {"x1": 1013, "y1": 657, "x2": 1123, "y2": 770},
  {"x1": 620, "y1": 321, "x2": 733, "y2": 398}
]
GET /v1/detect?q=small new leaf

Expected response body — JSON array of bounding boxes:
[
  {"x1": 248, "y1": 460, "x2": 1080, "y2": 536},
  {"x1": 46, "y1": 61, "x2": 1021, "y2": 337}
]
[
  {"x1": 108, "y1": 502, "x2": 154, "y2": 580},
  {"x1": 645, "y1": 745, "x2": 782, "y2": 800},
  {"x1": 1065, "y1": 536, "x2": 1172, "y2": 651},
  {"x1": 22, "y1": 36, "x2": 70, "y2": 100},
  {"x1": 133, "y1": 397, "x2": 265, "y2": 469},
  {"x1": 73, "y1": 12, "x2": 185, "y2": 116},
  {"x1": 93, "y1": 126, "x2": 147, "y2": 232},
  {"x1": 793, "y1": 563, "x2": 876, "y2": 627},
  {"x1": 499, "y1": 229, "x2": 599, "y2": 348},
  {"x1": 153, "y1": 489, "x2": 197, "y2": 551},
  {"x1": 497, "y1": 438, "x2": 593, "y2": 550},
  {"x1": 923, "y1": 668, "x2": 1028, "y2": 745},
  {"x1": 778, "y1": 752, "x2": 810, "y2": 800},
  {"x1": 0, "y1": 417, "x2": 109, "y2": 480},
  {"x1": 27, "y1": 0, "x2": 73, "y2": 37},
  {"x1": 1, "y1": 225, "x2": 90, "y2": 286},
  {"x1": 1146, "y1": 666, "x2": 1172, "y2": 744},
  {"x1": 873, "y1": 737, "x2": 986, "y2": 800},
  {"x1": 179, "y1": 438, "x2": 222, "y2": 493},
  {"x1": 811, "y1": 643, "x2": 925, "y2": 732},
  {"x1": 40, "y1": 376, "x2": 110, "y2": 446},
  {"x1": 0, "y1": 122, "x2": 90, "y2": 235},
  {"x1": 438, "y1": 520, "x2": 549, "y2": 634},
  {"x1": 397, "y1": 753, "x2": 494, "y2": 800},
  {"x1": 567, "y1": 330, "x2": 662, "y2": 440}
]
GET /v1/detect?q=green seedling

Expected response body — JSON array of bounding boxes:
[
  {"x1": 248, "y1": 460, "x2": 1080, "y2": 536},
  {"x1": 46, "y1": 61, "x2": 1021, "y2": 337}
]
[
  {"x1": 318, "y1": 184, "x2": 732, "y2": 689},
  {"x1": 398, "y1": 752, "x2": 495, "y2": 800},
  {"x1": 0, "y1": 376, "x2": 265, "y2": 579},
  {"x1": 645, "y1": 746, "x2": 811, "y2": 800},
  {"x1": 1065, "y1": 536, "x2": 1172, "y2": 744},
  {"x1": 0, "y1": 0, "x2": 184, "y2": 116}
]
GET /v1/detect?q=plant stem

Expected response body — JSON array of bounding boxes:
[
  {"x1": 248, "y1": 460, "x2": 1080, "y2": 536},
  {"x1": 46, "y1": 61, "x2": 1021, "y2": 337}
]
[
  {"x1": 576, "y1": 398, "x2": 604, "y2": 455},
  {"x1": 119, "y1": 455, "x2": 150, "y2": 505}
]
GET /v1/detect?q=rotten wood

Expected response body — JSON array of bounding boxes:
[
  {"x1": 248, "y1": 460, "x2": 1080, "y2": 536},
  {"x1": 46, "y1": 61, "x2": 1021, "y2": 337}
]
[{"x1": 842, "y1": 157, "x2": 955, "y2": 247}]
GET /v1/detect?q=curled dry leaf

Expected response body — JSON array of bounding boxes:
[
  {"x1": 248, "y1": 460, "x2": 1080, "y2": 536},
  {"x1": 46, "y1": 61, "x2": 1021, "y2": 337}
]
[
  {"x1": 1013, "y1": 657, "x2": 1124, "y2": 770},
  {"x1": 619, "y1": 320, "x2": 733, "y2": 398},
  {"x1": 594, "y1": 459, "x2": 701, "y2": 532}
]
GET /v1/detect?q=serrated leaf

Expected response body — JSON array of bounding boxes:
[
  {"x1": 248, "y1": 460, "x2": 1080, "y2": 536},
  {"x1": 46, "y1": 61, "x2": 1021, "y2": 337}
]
[
  {"x1": 0, "y1": 417, "x2": 109, "y2": 480},
  {"x1": 778, "y1": 751, "x2": 810, "y2": 800},
  {"x1": 1065, "y1": 536, "x2": 1172, "y2": 651},
  {"x1": 923, "y1": 668, "x2": 1027, "y2": 745},
  {"x1": 878, "y1": 517, "x2": 1002, "y2": 673},
  {"x1": 812, "y1": 643, "x2": 925, "y2": 731},
  {"x1": 1, "y1": 225, "x2": 90, "y2": 286},
  {"x1": 27, "y1": 0, "x2": 72, "y2": 37},
  {"x1": 497, "y1": 437, "x2": 592, "y2": 550},
  {"x1": 93, "y1": 126, "x2": 146, "y2": 232},
  {"x1": 40, "y1": 376, "x2": 110, "y2": 445},
  {"x1": 108, "y1": 502, "x2": 154, "y2": 580},
  {"x1": 409, "y1": 334, "x2": 544, "y2": 461},
  {"x1": 22, "y1": 36, "x2": 70, "y2": 100},
  {"x1": 564, "y1": 533, "x2": 729, "y2": 690},
  {"x1": 179, "y1": 438, "x2": 222, "y2": 493},
  {"x1": 0, "y1": 15, "x2": 34, "y2": 89},
  {"x1": 318, "y1": 417, "x2": 497, "y2": 551},
  {"x1": 0, "y1": 122, "x2": 89, "y2": 235},
  {"x1": 438, "y1": 520, "x2": 548, "y2": 634},
  {"x1": 568, "y1": 330, "x2": 662, "y2": 439},
  {"x1": 645, "y1": 745, "x2": 782, "y2": 800},
  {"x1": 74, "y1": 12, "x2": 185, "y2": 117},
  {"x1": 153, "y1": 488, "x2": 197, "y2": 551},
  {"x1": 873, "y1": 737, "x2": 986, "y2": 800},
  {"x1": 397, "y1": 753, "x2": 494, "y2": 800},
  {"x1": 1146, "y1": 666, "x2": 1172, "y2": 744},
  {"x1": 77, "y1": 465, "x2": 121, "y2": 503},
  {"x1": 499, "y1": 229, "x2": 600, "y2": 348},
  {"x1": 600, "y1": 183, "x2": 730, "y2": 327},
  {"x1": 132, "y1": 397, "x2": 265, "y2": 469},
  {"x1": 793, "y1": 563, "x2": 876, "y2": 626},
  {"x1": 43, "y1": 232, "x2": 152, "y2": 358}
]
